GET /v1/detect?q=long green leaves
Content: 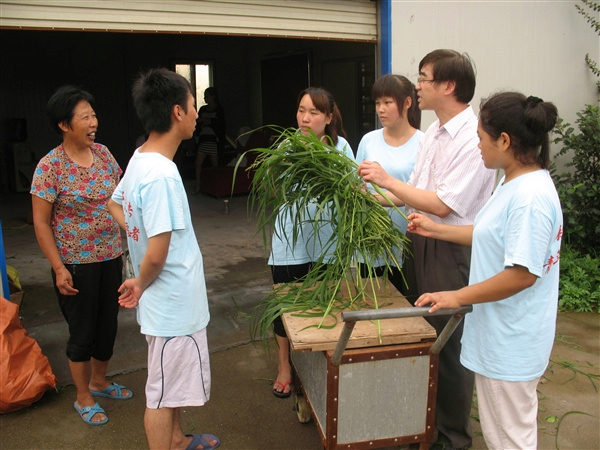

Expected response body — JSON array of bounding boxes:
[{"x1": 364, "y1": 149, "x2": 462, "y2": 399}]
[{"x1": 241, "y1": 126, "x2": 410, "y2": 341}]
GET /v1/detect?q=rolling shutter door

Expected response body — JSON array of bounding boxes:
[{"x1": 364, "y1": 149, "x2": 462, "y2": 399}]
[{"x1": 0, "y1": 0, "x2": 377, "y2": 42}]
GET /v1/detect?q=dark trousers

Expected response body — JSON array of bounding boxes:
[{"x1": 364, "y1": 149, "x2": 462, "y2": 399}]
[
  {"x1": 403, "y1": 232, "x2": 474, "y2": 449},
  {"x1": 53, "y1": 257, "x2": 123, "y2": 362}
]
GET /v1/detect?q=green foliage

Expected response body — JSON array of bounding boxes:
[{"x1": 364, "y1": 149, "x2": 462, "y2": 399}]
[
  {"x1": 552, "y1": 105, "x2": 600, "y2": 252},
  {"x1": 557, "y1": 245, "x2": 600, "y2": 313},
  {"x1": 576, "y1": 0, "x2": 600, "y2": 34},
  {"x1": 585, "y1": 53, "x2": 600, "y2": 79},
  {"x1": 575, "y1": 0, "x2": 600, "y2": 93},
  {"x1": 552, "y1": 2, "x2": 600, "y2": 316},
  {"x1": 239, "y1": 127, "x2": 409, "y2": 340}
]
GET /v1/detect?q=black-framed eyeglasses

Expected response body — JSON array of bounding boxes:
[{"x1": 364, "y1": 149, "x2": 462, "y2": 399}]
[{"x1": 416, "y1": 77, "x2": 435, "y2": 85}]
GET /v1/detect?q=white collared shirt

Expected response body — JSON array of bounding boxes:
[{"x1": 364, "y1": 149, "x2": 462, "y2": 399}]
[{"x1": 407, "y1": 106, "x2": 496, "y2": 225}]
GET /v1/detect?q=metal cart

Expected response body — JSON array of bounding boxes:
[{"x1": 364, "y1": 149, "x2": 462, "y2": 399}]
[{"x1": 282, "y1": 284, "x2": 471, "y2": 450}]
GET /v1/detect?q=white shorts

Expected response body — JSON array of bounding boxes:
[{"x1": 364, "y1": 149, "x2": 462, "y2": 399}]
[
  {"x1": 145, "y1": 328, "x2": 211, "y2": 409},
  {"x1": 475, "y1": 373, "x2": 539, "y2": 450}
]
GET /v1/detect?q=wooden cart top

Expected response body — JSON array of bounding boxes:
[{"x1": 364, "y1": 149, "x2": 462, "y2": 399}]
[{"x1": 282, "y1": 282, "x2": 437, "y2": 352}]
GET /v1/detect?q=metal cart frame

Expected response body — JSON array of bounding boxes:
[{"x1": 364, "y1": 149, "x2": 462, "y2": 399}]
[{"x1": 289, "y1": 305, "x2": 472, "y2": 450}]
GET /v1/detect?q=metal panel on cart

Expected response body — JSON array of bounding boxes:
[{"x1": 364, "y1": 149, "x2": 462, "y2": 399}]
[
  {"x1": 337, "y1": 354, "x2": 430, "y2": 443},
  {"x1": 291, "y1": 350, "x2": 328, "y2": 434},
  {"x1": 284, "y1": 284, "x2": 439, "y2": 449},
  {"x1": 292, "y1": 341, "x2": 437, "y2": 450}
]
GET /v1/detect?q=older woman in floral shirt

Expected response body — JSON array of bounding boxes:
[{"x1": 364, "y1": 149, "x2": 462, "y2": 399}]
[{"x1": 31, "y1": 85, "x2": 132, "y2": 426}]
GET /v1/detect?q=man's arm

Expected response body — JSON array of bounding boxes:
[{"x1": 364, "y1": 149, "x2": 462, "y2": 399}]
[
  {"x1": 358, "y1": 161, "x2": 452, "y2": 217},
  {"x1": 370, "y1": 190, "x2": 404, "y2": 207},
  {"x1": 138, "y1": 232, "x2": 170, "y2": 290},
  {"x1": 108, "y1": 199, "x2": 126, "y2": 230},
  {"x1": 117, "y1": 232, "x2": 171, "y2": 308},
  {"x1": 386, "y1": 179, "x2": 452, "y2": 217}
]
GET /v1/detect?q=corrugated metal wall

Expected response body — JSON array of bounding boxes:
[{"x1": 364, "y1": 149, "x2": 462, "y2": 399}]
[{"x1": 0, "y1": 0, "x2": 377, "y2": 41}]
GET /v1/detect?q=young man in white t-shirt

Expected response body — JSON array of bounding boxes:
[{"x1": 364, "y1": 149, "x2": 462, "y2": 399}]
[{"x1": 108, "y1": 68, "x2": 220, "y2": 450}]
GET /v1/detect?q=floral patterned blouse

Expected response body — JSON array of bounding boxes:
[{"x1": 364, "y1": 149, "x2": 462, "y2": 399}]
[{"x1": 30, "y1": 143, "x2": 123, "y2": 264}]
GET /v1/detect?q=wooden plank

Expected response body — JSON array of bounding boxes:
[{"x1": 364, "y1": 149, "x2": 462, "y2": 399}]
[{"x1": 281, "y1": 282, "x2": 437, "y2": 352}]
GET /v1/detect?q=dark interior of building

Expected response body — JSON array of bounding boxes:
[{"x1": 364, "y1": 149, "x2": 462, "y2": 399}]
[{"x1": 0, "y1": 29, "x2": 376, "y2": 194}]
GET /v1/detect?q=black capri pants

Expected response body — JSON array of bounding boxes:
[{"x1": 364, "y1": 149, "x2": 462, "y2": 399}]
[
  {"x1": 52, "y1": 257, "x2": 123, "y2": 362},
  {"x1": 271, "y1": 263, "x2": 312, "y2": 338}
]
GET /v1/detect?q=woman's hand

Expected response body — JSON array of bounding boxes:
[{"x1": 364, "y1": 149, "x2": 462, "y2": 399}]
[
  {"x1": 415, "y1": 291, "x2": 461, "y2": 313},
  {"x1": 407, "y1": 213, "x2": 438, "y2": 238},
  {"x1": 55, "y1": 266, "x2": 79, "y2": 296}
]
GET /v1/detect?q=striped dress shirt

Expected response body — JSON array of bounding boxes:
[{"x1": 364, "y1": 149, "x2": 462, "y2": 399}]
[{"x1": 406, "y1": 106, "x2": 496, "y2": 225}]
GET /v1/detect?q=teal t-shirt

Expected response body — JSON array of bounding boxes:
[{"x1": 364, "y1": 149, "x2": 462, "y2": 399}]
[
  {"x1": 355, "y1": 128, "x2": 423, "y2": 266},
  {"x1": 112, "y1": 150, "x2": 209, "y2": 337},
  {"x1": 461, "y1": 170, "x2": 562, "y2": 381}
]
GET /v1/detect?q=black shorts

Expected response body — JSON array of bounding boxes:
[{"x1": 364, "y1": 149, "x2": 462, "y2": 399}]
[{"x1": 53, "y1": 257, "x2": 123, "y2": 362}]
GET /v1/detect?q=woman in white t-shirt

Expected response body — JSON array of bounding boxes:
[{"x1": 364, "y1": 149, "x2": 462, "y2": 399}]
[
  {"x1": 355, "y1": 74, "x2": 423, "y2": 293},
  {"x1": 269, "y1": 87, "x2": 353, "y2": 398},
  {"x1": 409, "y1": 92, "x2": 562, "y2": 450}
]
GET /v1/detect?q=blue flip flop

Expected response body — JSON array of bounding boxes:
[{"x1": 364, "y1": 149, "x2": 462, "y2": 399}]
[
  {"x1": 184, "y1": 433, "x2": 220, "y2": 450},
  {"x1": 73, "y1": 401, "x2": 109, "y2": 426},
  {"x1": 90, "y1": 382, "x2": 133, "y2": 400}
]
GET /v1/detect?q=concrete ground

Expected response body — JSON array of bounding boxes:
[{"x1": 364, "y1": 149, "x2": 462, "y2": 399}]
[{"x1": 1, "y1": 190, "x2": 598, "y2": 450}]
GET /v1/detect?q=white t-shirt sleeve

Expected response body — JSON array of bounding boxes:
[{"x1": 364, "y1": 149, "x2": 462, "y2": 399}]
[
  {"x1": 503, "y1": 202, "x2": 556, "y2": 278},
  {"x1": 141, "y1": 176, "x2": 186, "y2": 238},
  {"x1": 336, "y1": 136, "x2": 354, "y2": 161},
  {"x1": 111, "y1": 180, "x2": 124, "y2": 205}
]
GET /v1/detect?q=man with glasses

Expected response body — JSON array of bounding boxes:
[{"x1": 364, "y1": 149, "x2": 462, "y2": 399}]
[{"x1": 358, "y1": 49, "x2": 496, "y2": 450}]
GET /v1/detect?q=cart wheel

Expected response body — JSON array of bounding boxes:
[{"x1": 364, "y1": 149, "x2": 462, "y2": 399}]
[{"x1": 295, "y1": 394, "x2": 312, "y2": 423}]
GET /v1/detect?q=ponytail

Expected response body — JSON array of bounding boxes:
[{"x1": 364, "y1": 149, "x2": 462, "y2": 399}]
[
  {"x1": 523, "y1": 96, "x2": 558, "y2": 168},
  {"x1": 407, "y1": 87, "x2": 421, "y2": 130},
  {"x1": 327, "y1": 103, "x2": 347, "y2": 145},
  {"x1": 479, "y1": 92, "x2": 558, "y2": 169}
]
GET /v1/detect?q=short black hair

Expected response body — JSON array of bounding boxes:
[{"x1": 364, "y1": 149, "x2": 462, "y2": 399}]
[
  {"x1": 132, "y1": 68, "x2": 193, "y2": 133},
  {"x1": 419, "y1": 49, "x2": 476, "y2": 104},
  {"x1": 46, "y1": 85, "x2": 96, "y2": 136}
]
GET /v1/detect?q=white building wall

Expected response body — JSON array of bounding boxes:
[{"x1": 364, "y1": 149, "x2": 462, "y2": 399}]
[{"x1": 389, "y1": 0, "x2": 599, "y2": 131}]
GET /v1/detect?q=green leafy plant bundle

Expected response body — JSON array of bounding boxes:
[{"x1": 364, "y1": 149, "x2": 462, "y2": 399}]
[{"x1": 241, "y1": 127, "x2": 409, "y2": 340}]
